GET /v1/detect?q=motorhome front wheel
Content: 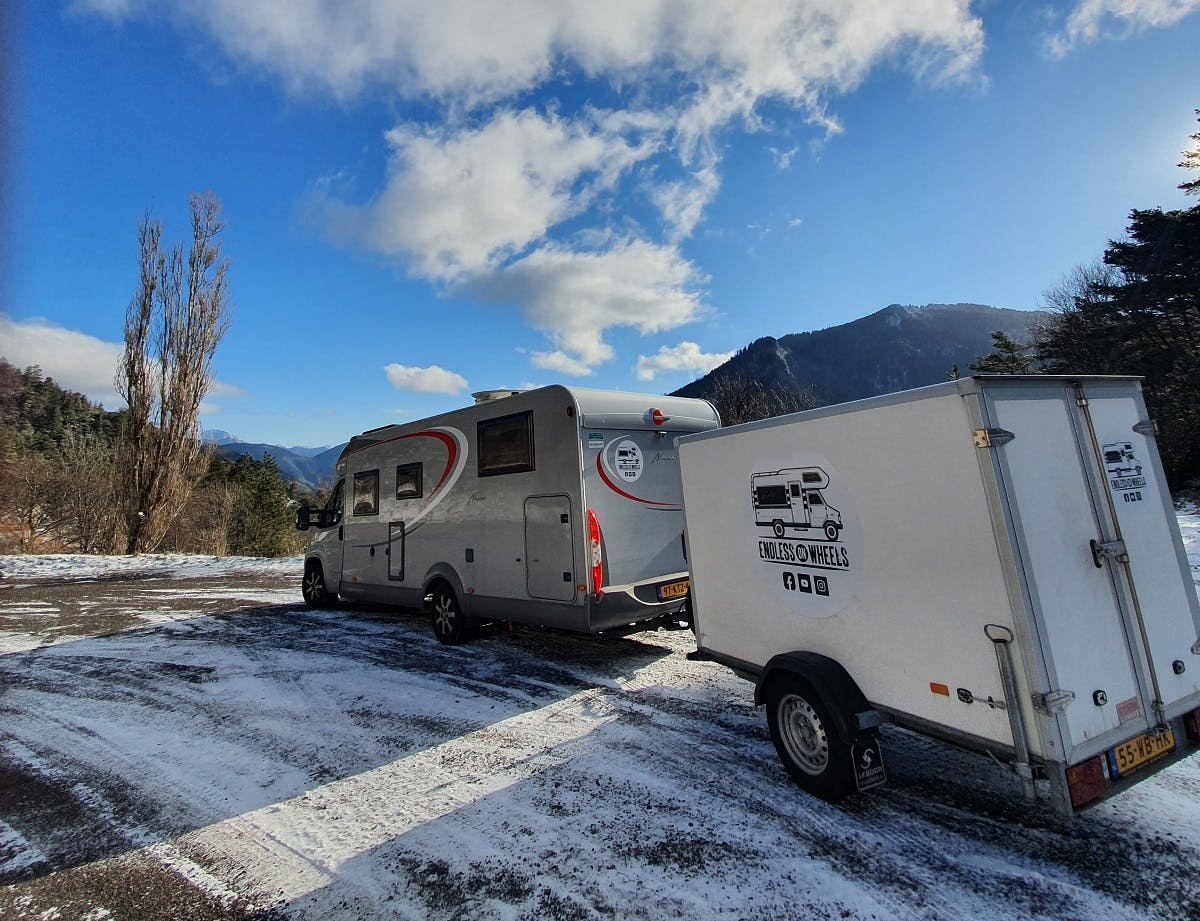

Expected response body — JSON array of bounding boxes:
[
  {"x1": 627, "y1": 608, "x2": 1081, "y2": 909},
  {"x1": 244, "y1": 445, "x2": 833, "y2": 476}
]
[{"x1": 302, "y1": 561, "x2": 336, "y2": 608}]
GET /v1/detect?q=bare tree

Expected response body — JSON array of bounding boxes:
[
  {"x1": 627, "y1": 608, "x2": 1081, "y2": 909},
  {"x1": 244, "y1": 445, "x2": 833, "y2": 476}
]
[
  {"x1": 706, "y1": 375, "x2": 818, "y2": 427},
  {"x1": 116, "y1": 192, "x2": 231, "y2": 554},
  {"x1": 51, "y1": 432, "x2": 120, "y2": 553}
]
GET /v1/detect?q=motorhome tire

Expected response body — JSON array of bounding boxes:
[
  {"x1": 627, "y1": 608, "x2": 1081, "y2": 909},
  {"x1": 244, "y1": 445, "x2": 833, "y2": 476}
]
[
  {"x1": 302, "y1": 561, "x2": 336, "y2": 608},
  {"x1": 764, "y1": 675, "x2": 853, "y2": 801},
  {"x1": 431, "y1": 583, "x2": 468, "y2": 645},
  {"x1": 772, "y1": 520, "x2": 785, "y2": 538},
  {"x1": 824, "y1": 522, "x2": 839, "y2": 541}
]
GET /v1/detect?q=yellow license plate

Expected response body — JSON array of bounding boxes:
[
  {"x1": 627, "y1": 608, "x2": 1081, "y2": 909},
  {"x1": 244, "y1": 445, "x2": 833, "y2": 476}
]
[
  {"x1": 657, "y1": 579, "x2": 689, "y2": 601},
  {"x1": 1107, "y1": 729, "x2": 1176, "y2": 778}
]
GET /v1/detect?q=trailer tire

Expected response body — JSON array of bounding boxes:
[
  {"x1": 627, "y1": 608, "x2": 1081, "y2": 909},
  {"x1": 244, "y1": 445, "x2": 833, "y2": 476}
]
[
  {"x1": 430, "y1": 583, "x2": 468, "y2": 645},
  {"x1": 772, "y1": 520, "x2": 786, "y2": 538},
  {"x1": 764, "y1": 674, "x2": 854, "y2": 801},
  {"x1": 823, "y1": 521, "x2": 839, "y2": 542},
  {"x1": 302, "y1": 561, "x2": 336, "y2": 608}
]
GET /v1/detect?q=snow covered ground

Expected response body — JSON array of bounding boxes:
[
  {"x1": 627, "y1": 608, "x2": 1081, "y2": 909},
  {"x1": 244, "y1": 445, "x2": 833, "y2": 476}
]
[{"x1": 0, "y1": 513, "x2": 1198, "y2": 920}]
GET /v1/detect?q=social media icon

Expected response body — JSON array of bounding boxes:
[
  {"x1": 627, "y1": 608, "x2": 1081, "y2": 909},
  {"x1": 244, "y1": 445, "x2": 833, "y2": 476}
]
[
  {"x1": 783, "y1": 572, "x2": 796, "y2": 591},
  {"x1": 814, "y1": 576, "x2": 829, "y2": 596},
  {"x1": 797, "y1": 574, "x2": 813, "y2": 593}
]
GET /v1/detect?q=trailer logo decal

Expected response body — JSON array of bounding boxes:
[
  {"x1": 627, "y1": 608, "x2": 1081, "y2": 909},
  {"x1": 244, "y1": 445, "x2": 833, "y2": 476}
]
[
  {"x1": 614, "y1": 440, "x2": 643, "y2": 482},
  {"x1": 750, "y1": 463, "x2": 861, "y2": 618},
  {"x1": 596, "y1": 446, "x2": 679, "y2": 509},
  {"x1": 1102, "y1": 441, "x2": 1146, "y2": 502}
]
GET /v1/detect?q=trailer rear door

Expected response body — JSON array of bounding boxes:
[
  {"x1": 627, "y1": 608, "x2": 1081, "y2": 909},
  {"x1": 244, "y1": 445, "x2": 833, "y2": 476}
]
[{"x1": 981, "y1": 378, "x2": 1200, "y2": 766}]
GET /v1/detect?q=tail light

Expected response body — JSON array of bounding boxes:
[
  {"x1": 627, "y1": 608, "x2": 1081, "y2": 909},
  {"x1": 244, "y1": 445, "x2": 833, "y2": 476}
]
[
  {"x1": 587, "y1": 508, "x2": 604, "y2": 598},
  {"x1": 1066, "y1": 756, "x2": 1107, "y2": 810}
]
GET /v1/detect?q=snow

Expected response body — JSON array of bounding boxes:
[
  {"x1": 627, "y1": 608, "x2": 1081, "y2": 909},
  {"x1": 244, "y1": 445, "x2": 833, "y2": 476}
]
[
  {"x1": 0, "y1": 553, "x2": 302, "y2": 583},
  {"x1": 0, "y1": 513, "x2": 1197, "y2": 919}
]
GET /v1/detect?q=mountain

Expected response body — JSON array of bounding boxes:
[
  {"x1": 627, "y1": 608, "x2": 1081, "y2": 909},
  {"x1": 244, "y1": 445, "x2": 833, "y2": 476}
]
[
  {"x1": 286, "y1": 445, "x2": 333, "y2": 458},
  {"x1": 201, "y1": 429, "x2": 244, "y2": 445},
  {"x1": 212, "y1": 442, "x2": 345, "y2": 489},
  {"x1": 673, "y1": 303, "x2": 1045, "y2": 407}
]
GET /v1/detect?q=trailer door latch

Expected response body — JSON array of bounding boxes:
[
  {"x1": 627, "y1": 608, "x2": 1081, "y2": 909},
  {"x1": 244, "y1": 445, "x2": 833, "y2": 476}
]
[
  {"x1": 1032, "y1": 690, "x2": 1076, "y2": 715},
  {"x1": 1090, "y1": 538, "x2": 1129, "y2": 568},
  {"x1": 973, "y1": 427, "x2": 1015, "y2": 448}
]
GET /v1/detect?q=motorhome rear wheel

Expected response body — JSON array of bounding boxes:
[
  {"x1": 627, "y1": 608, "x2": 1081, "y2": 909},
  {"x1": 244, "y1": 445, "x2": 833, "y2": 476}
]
[{"x1": 430, "y1": 583, "x2": 468, "y2": 645}]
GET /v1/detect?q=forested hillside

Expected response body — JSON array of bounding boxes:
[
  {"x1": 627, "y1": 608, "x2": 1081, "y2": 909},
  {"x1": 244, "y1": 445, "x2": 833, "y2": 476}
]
[{"x1": 0, "y1": 359, "x2": 312, "y2": 555}]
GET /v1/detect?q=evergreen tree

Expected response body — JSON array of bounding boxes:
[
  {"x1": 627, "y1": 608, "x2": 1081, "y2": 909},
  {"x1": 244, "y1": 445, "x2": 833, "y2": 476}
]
[{"x1": 969, "y1": 331, "x2": 1037, "y2": 374}]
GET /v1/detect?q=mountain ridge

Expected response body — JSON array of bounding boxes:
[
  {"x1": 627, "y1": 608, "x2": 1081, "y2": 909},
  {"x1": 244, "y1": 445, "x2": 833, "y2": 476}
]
[{"x1": 673, "y1": 303, "x2": 1044, "y2": 406}]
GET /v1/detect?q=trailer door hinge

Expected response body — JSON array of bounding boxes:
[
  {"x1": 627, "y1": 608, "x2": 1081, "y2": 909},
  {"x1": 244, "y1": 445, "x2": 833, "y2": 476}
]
[
  {"x1": 973, "y1": 427, "x2": 1015, "y2": 448},
  {"x1": 1032, "y1": 690, "x2": 1075, "y2": 715},
  {"x1": 1132, "y1": 419, "x2": 1159, "y2": 437}
]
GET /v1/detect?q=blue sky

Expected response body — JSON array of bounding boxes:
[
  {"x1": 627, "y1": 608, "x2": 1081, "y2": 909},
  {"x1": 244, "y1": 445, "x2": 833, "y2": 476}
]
[{"x1": 5, "y1": 1, "x2": 1199, "y2": 448}]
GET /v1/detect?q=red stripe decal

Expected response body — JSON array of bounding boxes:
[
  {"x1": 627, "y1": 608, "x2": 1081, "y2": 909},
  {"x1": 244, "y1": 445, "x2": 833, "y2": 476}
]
[
  {"x1": 595, "y1": 452, "x2": 678, "y2": 508},
  {"x1": 398, "y1": 430, "x2": 459, "y2": 495}
]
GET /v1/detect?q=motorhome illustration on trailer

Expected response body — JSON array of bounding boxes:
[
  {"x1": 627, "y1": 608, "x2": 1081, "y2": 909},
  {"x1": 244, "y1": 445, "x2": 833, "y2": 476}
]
[
  {"x1": 296, "y1": 386, "x2": 720, "y2": 644},
  {"x1": 751, "y1": 467, "x2": 843, "y2": 542}
]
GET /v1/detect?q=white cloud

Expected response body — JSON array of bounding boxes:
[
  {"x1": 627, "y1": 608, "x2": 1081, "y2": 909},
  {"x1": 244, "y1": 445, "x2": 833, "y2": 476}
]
[
  {"x1": 652, "y1": 165, "x2": 721, "y2": 242},
  {"x1": 74, "y1": 2, "x2": 984, "y2": 107},
  {"x1": 329, "y1": 109, "x2": 657, "y2": 282},
  {"x1": 0, "y1": 316, "x2": 248, "y2": 409},
  {"x1": 1047, "y1": 0, "x2": 1200, "y2": 57},
  {"x1": 77, "y1": 1, "x2": 989, "y2": 375},
  {"x1": 0, "y1": 315, "x2": 125, "y2": 407},
  {"x1": 635, "y1": 341, "x2": 735, "y2": 381},
  {"x1": 210, "y1": 380, "x2": 247, "y2": 398},
  {"x1": 471, "y1": 239, "x2": 707, "y2": 376},
  {"x1": 384, "y1": 363, "x2": 468, "y2": 394}
]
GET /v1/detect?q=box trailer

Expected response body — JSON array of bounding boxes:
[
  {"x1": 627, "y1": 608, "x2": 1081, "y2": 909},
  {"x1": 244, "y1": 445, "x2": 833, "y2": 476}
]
[
  {"x1": 297, "y1": 386, "x2": 719, "y2": 644},
  {"x1": 676, "y1": 375, "x2": 1200, "y2": 814}
]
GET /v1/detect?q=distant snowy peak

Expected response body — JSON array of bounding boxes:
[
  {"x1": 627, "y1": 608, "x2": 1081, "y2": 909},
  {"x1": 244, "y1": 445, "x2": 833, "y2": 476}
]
[{"x1": 201, "y1": 429, "x2": 244, "y2": 445}]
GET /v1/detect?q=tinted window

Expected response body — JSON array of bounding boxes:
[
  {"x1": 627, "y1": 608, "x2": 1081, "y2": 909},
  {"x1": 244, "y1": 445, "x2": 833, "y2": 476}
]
[
  {"x1": 478, "y1": 411, "x2": 535, "y2": 476},
  {"x1": 755, "y1": 485, "x2": 788, "y2": 507},
  {"x1": 353, "y1": 470, "x2": 379, "y2": 516},
  {"x1": 396, "y1": 463, "x2": 423, "y2": 499}
]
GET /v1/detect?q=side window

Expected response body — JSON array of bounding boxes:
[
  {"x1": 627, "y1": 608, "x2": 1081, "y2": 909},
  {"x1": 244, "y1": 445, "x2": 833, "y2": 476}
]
[
  {"x1": 325, "y1": 479, "x2": 345, "y2": 524},
  {"x1": 352, "y1": 470, "x2": 379, "y2": 516},
  {"x1": 396, "y1": 462, "x2": 423, "y2": 499},
  {"x1": 478, "y1": 411, "x2": 535, "y2": 477}
]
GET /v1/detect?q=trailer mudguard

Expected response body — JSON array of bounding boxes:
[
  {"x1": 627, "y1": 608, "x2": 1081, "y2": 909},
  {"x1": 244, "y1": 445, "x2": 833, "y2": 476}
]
[{"x1": 755, "y1": 652, "x2": 884, "y2": 744}]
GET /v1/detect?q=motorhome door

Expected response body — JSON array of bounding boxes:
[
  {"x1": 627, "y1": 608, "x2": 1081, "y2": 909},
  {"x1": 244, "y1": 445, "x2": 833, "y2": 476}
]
[{"x1": 525, "y1": 495, "x2": 577, "y2": 602}]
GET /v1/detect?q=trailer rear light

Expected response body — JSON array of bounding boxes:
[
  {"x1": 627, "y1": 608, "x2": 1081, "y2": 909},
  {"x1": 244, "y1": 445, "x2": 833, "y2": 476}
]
[
  {"x1": 587, "y1": 508, "x2": 604, "y2": 598},
  {"x1": 1066, "y1": 756, "x2": 1107, "y2": 810},
  {"x1": 1184, "y1": 707, "x2": 1200, "y2": 741}
]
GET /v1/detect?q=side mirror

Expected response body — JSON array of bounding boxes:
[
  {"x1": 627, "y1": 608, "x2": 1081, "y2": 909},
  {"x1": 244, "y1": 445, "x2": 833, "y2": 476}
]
[{"x1": 296, "y1": 504, "x2": 311, "y2": 531}]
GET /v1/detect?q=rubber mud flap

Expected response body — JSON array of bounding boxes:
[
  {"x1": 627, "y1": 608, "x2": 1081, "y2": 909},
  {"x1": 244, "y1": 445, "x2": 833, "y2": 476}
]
[{"x1": 852, "y1": 735, "x2": 887, "y2": 791}]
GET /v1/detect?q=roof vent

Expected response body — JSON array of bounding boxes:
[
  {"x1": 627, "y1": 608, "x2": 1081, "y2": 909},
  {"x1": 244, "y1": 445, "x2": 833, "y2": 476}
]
[{"x1": 472, "y1": 389, "x2": 524, "y2": 404}]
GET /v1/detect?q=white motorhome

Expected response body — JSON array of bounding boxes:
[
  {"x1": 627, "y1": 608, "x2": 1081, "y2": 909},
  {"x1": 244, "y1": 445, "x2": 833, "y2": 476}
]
[
  {"x1": 677, "y1": 375, "x2": 1200, "y2": 814},
  {"x1": 298, "y1": 386, "x2": 719, "y2": 644}
]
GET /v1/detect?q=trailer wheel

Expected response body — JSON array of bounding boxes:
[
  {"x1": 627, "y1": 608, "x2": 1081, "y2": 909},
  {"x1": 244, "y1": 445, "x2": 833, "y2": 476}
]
[
  {"x1": 764, "y1": 675, "x2": 853, "y2": 801},
  {"x1": 430, "y1": 583, "x2": 468, "y2": 645},
  {"x1": 302, "y1": 561, "x2": 336, "y2": 608},
  {"x1": 772, "y1": 520, "x2": 786, "y2": 538},
  {"x1": 823, "y1": 521, "x2": 839, "y2": 542}
]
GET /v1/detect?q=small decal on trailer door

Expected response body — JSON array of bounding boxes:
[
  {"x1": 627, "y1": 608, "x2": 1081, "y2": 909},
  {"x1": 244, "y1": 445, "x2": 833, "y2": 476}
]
[{"x1": 1102, "y1": 441, "x2": 1146, "y2": 502}]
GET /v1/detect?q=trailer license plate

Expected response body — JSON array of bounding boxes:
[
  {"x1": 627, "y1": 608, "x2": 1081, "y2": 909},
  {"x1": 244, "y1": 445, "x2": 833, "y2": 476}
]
[
  {"x1": 1106, "y1": 729, "x2": 1175, "y2": 779},
  {"x1": 657, "y1": 579, "x2": 689, "y2": 601}
]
